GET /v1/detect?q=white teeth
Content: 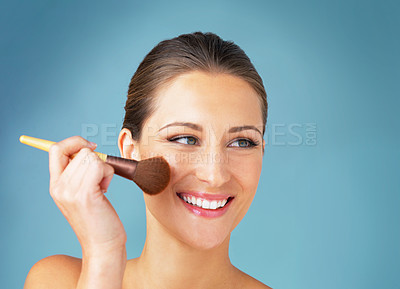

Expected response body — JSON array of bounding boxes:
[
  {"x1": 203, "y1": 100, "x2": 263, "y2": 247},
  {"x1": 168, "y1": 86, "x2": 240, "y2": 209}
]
[{"x1": 178, "y1": 194, "x2": 231, "y2": 210}]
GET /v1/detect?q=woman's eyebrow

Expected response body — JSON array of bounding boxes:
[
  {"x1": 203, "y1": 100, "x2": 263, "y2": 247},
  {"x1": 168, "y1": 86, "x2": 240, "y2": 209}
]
[
  {"x1": 228, "y1": 125, "x2": 262, "y2": 137},
  {"x1": 158, "y1": 122, "x2": 262, "y2": 136},
  {"x1": 158, "y1": 122, "x2": 203, "y2": 132}
]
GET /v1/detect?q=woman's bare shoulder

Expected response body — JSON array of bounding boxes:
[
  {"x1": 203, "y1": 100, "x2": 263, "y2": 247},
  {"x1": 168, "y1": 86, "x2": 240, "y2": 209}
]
[
  {"x1": 24, "y1": 254, "x2": 82, "y2": 289},
  {"x1": 235, "y1": 267, "x2": 272, "y2": 289},
  {"x1": 242, "y1": 274, "x2": 273, "y2": 289}
]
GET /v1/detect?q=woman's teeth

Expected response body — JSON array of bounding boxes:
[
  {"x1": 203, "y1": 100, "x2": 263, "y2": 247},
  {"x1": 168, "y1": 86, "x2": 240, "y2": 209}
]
[{"x1": 178, "y1": 194, "x2": 229, "y2": 210}]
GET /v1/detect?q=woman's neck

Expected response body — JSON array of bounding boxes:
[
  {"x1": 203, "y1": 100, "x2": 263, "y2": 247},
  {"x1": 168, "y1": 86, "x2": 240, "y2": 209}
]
[{"x1": 125, "y1": 208, "x2": 239, "y2": 289}]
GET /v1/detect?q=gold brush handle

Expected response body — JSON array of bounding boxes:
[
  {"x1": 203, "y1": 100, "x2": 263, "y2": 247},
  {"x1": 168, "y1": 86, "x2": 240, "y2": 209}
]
[{"x1": 19, "y1": 135, "x2": 108, "y2": 161}]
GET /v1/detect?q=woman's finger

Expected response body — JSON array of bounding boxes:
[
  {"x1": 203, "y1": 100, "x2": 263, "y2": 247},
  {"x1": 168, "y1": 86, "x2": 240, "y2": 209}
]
[
  {"x1": 99, "y1": 164, "x2": 115, "y2": 193},
  {"x1": 60, "y1": 148, "x2": 99, "y2": 194},
  {"x1": 78, "y1": 153, "x2": 114, "y2": 194},
  {"x1": 49, "y1": 136, "x2": 96, "y2": 188}
]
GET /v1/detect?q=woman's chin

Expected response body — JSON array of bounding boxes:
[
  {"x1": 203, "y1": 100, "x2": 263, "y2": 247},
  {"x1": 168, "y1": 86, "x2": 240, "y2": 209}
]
[{"x1": 178, "y1": 227, "x2": 231, "y2": 251}]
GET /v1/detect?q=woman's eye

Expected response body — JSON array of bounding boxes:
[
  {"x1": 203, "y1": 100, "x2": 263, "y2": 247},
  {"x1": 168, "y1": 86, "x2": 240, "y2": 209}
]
[
  {"x1": 230, "y1": 139, "x2": 257, "y2": 148},
  {"x1": 169, "y1": 136, "x2": 198, "y2": 145}
]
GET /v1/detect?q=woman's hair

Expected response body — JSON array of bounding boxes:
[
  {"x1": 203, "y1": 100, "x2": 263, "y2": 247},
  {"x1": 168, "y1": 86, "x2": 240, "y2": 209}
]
[{"x1": 122, "y1": 31, "x2": 268, "y2": 141}]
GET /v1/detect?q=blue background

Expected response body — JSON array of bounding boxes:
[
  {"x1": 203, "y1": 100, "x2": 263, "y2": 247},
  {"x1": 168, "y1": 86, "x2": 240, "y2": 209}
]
[{"x1": 1, "y1": 0, "x2": 399, "y2": 288}]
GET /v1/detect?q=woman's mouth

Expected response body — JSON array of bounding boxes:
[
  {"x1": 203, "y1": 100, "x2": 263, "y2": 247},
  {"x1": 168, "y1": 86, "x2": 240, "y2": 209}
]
[{"x1": 176, "y1": 192, "x2": 234, "y2": 218}]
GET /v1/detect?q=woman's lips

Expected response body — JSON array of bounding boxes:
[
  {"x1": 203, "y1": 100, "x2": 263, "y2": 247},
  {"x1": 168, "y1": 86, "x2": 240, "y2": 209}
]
[
  {"x1": 176, "y1": 192, "x2": 234, "y2": 218},
  {"x1": 178, "y1": 191, "x2": 232, "y2": 201}
]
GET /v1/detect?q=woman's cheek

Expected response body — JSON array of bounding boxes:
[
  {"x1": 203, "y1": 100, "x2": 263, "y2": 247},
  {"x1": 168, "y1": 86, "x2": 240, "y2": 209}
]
[
  {"x1": 167, "y1": 150, "x2": 195, "y2": 172},
  {"x1": 230, "y1": 154, "x2": 262, "y2": 187}
]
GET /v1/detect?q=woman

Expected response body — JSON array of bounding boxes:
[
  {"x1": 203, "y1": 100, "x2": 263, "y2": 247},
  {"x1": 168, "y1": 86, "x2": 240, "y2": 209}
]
[{"x1": 24, "y1": 32, "x2": 271, "y2": 289}]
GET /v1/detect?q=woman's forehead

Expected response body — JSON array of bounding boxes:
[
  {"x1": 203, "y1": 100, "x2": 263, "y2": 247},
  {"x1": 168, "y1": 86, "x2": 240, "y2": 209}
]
[{"x1": 147, "y1": 71, "x2": 263, "y2": 129}]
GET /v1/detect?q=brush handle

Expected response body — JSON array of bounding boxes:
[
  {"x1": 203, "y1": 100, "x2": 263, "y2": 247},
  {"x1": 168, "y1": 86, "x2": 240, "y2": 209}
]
[
  {"x1": 19, "y1": 135, "x2": 108, "y2": 161},
  {"x1": 19, "y1": 135, "x2": 138, "y2": 181}
]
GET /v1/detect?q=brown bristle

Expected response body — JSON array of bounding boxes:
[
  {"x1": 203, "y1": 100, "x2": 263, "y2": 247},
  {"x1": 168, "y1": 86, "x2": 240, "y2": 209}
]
[{"x1": 132, "y1": 156, "x2": 171, "y2": 195}]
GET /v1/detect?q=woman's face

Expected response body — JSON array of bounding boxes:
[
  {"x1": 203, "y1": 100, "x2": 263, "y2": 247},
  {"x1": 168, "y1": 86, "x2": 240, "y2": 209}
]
[{"x1": 122, "y1": 71, "x2": 265, "y2": 250}]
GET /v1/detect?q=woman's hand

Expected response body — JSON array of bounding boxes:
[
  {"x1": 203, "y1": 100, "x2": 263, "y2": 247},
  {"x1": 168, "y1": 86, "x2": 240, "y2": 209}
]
[{"x1": 48, "y1": 136, "x2": 127, "y2": 258}]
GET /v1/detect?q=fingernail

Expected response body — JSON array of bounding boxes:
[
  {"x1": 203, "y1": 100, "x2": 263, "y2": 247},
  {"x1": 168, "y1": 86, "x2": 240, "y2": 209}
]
[{"x1": 88, "y1": 141, "x2": 97, "y2": 148}]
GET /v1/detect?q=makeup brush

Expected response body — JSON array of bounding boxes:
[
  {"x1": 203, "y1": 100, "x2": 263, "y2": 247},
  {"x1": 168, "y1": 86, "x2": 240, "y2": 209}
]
[{"x1": 19, "y1": 135, "x2": 170, "y2": 195}]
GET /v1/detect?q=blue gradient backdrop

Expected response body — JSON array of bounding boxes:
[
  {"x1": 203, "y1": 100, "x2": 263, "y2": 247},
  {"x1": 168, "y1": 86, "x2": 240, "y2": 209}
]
[{"x1": 1, "y1": 1, "x2": 399, "y2": 288}]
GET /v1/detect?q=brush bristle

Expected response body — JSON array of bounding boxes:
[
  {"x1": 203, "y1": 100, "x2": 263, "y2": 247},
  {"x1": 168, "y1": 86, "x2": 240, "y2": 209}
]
[{"x1": 132, "y1": 156, "x2": 171, "y2": 195}]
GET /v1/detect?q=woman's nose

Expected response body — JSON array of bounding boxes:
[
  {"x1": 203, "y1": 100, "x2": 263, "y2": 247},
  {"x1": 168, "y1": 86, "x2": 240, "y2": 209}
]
[{"x1": 194, "y1": 151, "x2": 231, "y2": 187}]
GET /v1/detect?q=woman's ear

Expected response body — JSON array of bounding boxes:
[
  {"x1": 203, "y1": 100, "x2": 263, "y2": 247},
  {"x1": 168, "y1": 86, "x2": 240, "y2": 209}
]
[{"x1": 118, "y1": 128, "x2": 140, "y2": 160}]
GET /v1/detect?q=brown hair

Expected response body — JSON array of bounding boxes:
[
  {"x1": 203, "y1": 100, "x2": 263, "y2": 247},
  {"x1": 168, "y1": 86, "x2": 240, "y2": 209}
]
[{"x1": 123, "y1": 32, "x2": 268, "y2": 141}]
